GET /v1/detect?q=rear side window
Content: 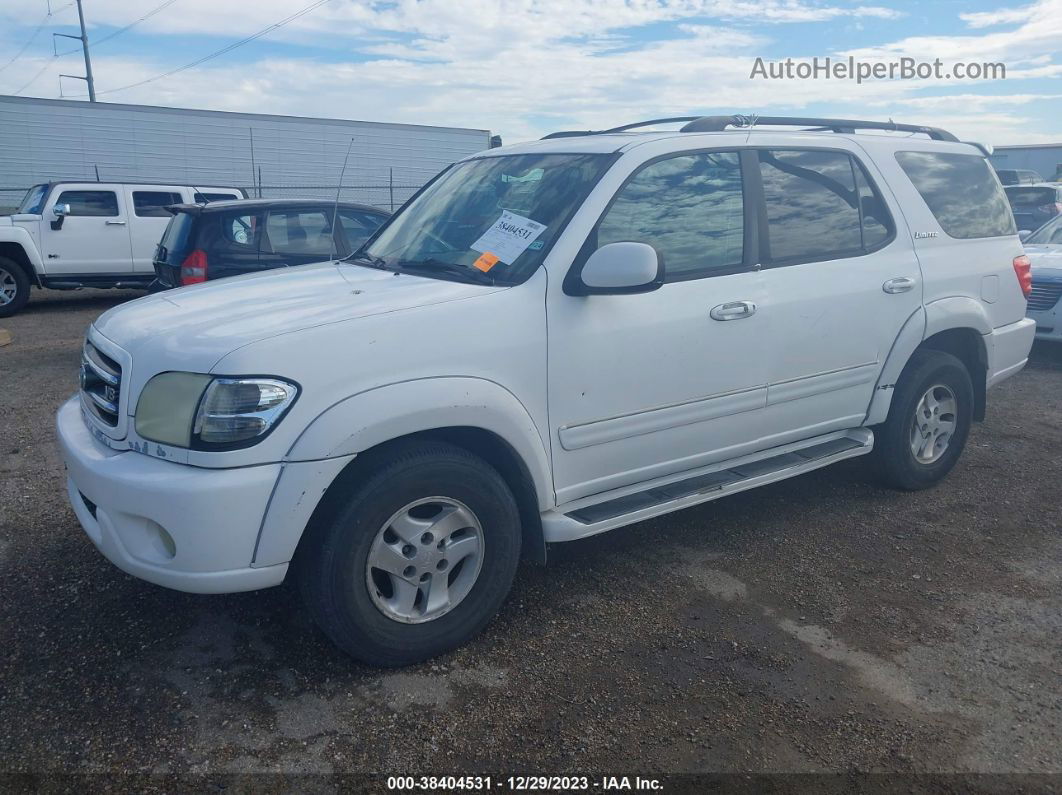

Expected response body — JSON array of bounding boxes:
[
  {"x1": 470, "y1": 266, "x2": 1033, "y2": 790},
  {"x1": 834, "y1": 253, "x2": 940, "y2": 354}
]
[
  {"x1": 265, "y1": 210, "x2": 335, "y2": 256},
  {"x1": 1005, "y1": 187, "x2": 1058, "y2": 206},
  {"x1": 896, "y1": 151, "x2": 1016, "y2": 239},
  {"x1": 56, "y1": 190, "x2": 118, "y2": 217},
  {"x1": 596, "y1": 151, "x2": 744, "y2": 280},
  {"x1": 133, "y1": 191, "x2": 182, "y2": 217},
  {"x1": 221, "y1": 213, "x2": 259, "y2": 248},
  {"x1": 758, "y1": 149, "x2": 893, "y2": 264}
]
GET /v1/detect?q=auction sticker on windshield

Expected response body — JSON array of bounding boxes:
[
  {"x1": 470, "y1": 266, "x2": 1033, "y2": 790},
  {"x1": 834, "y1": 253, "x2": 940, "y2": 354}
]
[{"x1": 471, "y1": 210, "x2": 546, "y2": 264}]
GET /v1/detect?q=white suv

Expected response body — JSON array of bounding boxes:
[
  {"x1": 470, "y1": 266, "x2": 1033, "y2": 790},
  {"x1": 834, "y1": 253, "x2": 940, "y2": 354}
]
[
  {"x1": 56, "y1": 116, "x2": 1036, "y2": 666},
  {"x1": 0, "y1": 181, "x2": 244, "y2": 316}
]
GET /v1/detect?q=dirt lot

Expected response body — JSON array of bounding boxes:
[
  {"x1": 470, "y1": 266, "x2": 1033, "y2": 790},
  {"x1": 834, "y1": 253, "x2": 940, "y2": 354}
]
[{"x1": 1, "y1": 290, "x2": 1060, "y2": 787}]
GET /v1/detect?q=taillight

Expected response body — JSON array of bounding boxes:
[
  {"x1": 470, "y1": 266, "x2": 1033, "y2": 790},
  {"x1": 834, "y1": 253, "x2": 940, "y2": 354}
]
[
  {"x1": 1013, "y1": 254, "x2": 1032, "y2": 299},
  {"x1": 180, "y1": 249, "x2": 208, "y2": 286}
]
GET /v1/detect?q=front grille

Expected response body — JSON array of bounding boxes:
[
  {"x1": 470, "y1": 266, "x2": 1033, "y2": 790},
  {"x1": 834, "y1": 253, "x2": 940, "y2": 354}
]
[
  {"x1": 1028, "y1": 282, "x2": 1062, "y2": 312},
  {"x1": 80, "y1": 341, "x2": 122, "y2": 427}
]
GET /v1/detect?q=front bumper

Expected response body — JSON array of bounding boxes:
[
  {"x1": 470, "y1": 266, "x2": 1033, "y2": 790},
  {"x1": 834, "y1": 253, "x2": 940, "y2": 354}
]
[{"x1": 56, "y1": 396, "x2": 288, "y2": 594}]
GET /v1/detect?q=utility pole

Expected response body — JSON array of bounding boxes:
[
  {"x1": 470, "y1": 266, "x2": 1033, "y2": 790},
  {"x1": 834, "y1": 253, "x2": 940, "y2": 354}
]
[{"x1": 56, "y1": 0, "x2": 96, "y2": 101}]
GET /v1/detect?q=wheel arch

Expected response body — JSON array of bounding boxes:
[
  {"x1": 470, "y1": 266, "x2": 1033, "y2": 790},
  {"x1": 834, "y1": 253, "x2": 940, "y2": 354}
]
[
  {"x1": 0, "y1": 240, "x2": 43, "y2": 286},
  {"x1": 259, "y1": 378, "x2": 553, "y2": 569},
  {"x1": 867, "y1": 303, "x2": 989, "y2": 426}
]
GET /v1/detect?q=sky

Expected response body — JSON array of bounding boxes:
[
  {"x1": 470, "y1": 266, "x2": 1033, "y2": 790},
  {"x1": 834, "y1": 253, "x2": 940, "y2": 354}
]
[{"x1": 0, "y1": 0, "x2": 1060, "y2": 146}]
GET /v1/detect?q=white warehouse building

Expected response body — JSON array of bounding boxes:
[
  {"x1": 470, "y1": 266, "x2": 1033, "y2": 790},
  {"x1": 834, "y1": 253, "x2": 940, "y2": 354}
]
[{"x1": 0, "y1": 95, "x2": 494, "y2": 211}]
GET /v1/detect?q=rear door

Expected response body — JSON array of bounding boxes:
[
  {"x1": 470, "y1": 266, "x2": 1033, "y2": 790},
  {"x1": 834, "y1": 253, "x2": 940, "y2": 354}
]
[
  {"x1": 751, "y1": 145, "x2": 922, "y2": 440},
  {"x1": 40, "y1": 185, "x2": 134, "y2": 275},
  {"x1": 126, "y1": 186, "x2": 184, "y2": 273}
]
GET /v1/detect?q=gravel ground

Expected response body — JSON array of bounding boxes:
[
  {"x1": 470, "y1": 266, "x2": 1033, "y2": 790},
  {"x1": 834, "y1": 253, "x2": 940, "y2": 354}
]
[{"x1": 1, "y1": 289, "x2": 1060, "y2": 788}]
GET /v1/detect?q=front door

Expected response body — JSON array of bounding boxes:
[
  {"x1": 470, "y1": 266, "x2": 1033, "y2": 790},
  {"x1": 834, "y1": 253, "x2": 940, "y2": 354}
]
[
  {"x1": 547, "y1": 149, "x2": 770, "y2": 505},
  {"x1": 41, "y1": 185, "x2": 133, "y2": 275}
]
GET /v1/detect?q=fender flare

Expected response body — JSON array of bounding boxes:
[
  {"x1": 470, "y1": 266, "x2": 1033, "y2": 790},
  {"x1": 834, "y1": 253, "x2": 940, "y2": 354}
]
[
  {"x1": 0, "y1": 227, "x2": 44, "y2": 285},
  {"x1": 251, "y1": 377, "x2": 554, "y2": 568},
  {"x1": 865, "y1": 297, "x2": 991, "y2": 426},
  {"x1": 287, "y1": 376, "x2": 554, "y2": 510}
]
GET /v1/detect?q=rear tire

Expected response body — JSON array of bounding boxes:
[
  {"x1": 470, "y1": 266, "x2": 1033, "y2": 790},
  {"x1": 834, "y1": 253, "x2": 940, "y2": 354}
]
[
  {"x1": 0, "y1": 257, "x2": 31, "y2": 318},
  {"x1": 295, "y1": 440, "x2": 522, "y2": 666},
  {"x1": 870, "y1": 349, "x2": 974, "y2": 491}
]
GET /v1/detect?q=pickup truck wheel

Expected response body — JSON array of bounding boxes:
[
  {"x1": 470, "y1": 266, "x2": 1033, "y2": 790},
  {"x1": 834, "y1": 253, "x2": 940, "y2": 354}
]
[
  {"x1": 0, "y1": 257, "x2": 31, "y2": 318},
  {"x1": 871, "y1": 349, "x2": 973, "y2": 491},
  {"x1": 296, "y1": 440, "x2": 521, "y2": 666}
]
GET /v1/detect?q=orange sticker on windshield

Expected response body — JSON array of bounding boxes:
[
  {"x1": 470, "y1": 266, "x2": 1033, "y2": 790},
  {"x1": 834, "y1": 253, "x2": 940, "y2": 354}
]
[{"x1": 472, "y1": 251, "x2": 500, "y2": 272}]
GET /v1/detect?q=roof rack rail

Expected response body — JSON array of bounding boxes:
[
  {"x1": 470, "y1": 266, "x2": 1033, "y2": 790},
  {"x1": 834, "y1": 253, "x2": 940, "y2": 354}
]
[
  {"x1": 541, "y1": 115, "x2": 959, "y2": 143},
  {"x1": 541, "y1": 117, "x2": 702, "y2": 139},
  {"x1": 679, "y1": 115, "x2": 959, "y2": 141}
]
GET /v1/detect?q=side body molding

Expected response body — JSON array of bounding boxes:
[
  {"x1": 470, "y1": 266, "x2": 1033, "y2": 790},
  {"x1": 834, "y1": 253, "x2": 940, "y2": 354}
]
[{"x1": 254, "y1": 377, "x2": 554, "y2": 568}]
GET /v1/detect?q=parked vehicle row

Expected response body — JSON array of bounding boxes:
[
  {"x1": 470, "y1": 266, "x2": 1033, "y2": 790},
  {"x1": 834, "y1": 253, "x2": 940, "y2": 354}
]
[
  {"x1": 0, "y1": 182, "x2": 389, "y2": 316},
  {"x1": 55, "y1": 115, "x2": 1036, "y2": 666},
  {"x1": 0, "y1": 181, "x2": 244, "y2": 316},
  {"x1": 1007, "y1": 183, "x2": 1062, "y2": 234}
]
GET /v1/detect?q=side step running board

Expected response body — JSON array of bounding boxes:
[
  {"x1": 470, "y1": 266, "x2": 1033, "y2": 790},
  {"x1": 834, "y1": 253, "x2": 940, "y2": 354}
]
[{"x1": 542, "y1": 429, "x2": 873, "y2": 543}]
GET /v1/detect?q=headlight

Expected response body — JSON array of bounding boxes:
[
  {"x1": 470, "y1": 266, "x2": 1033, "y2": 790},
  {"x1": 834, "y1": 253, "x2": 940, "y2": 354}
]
[{"x1": 135, "y1": 373, "x2": 298, "y2": 450}]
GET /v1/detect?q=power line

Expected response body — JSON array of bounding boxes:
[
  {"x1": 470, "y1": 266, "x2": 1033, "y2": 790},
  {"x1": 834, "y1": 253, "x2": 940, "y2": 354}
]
[
  {"x1": 92, "y1": 0, "x2": 338, "y2": 96},
  {"x1": 55, "y1": 0, "x2": 181, "y2": 57},
  {"x1": 12, "y1": 0, "x2": 180, "y2": 97},
  {"x1": 0, "y1": 1, "x2": 75, "y2": 75}
]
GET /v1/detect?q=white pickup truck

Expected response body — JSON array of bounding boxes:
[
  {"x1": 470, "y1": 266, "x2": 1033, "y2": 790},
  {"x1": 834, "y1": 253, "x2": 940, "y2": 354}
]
[{"x1": 0, "y1": 181, "x2": 244, "y2": 316}]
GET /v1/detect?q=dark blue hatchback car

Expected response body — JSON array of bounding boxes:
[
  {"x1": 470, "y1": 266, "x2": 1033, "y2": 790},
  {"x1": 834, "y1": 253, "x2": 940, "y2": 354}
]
[{"x1": 153, "y1": 198, "x2": 388, "y2": 288}]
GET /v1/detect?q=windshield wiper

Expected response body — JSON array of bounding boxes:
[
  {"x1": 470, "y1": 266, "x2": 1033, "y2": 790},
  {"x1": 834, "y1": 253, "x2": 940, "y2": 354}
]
[
  {"x1": 344, "y1": 251, "x2": 390, "y2": 270},
  {"x1": 396, "y1": 258, "x2": 497, "y2": 286}
]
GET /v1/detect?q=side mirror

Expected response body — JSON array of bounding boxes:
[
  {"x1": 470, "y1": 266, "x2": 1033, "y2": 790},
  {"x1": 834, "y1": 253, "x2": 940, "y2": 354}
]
[
  {"x1": 50, "y1": 203, "x2": 71, "y2": 230},
  {"x1": 1018, "y1": 229, "x2": 1032, "y2": 242},
  {"x1": 572, "y1": 241, "x2": 663, "y2": 295}
]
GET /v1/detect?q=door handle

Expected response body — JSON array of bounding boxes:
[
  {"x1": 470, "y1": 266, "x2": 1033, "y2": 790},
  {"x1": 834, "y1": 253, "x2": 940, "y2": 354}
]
[
  {"x1": 710, "y1": 301, "x2": 757, "y2": 321},
  {"x1": 105, "y1": 220, "x2": 127, "y2": 226},
  {"x1": 883, "y1": 277, "x2": 915, "y2": 294}
]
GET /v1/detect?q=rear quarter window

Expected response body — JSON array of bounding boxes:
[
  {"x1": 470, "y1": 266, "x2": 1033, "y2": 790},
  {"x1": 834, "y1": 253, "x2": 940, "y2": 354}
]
[{"x1": 896, "y1": 151, "x2": 1016, "y2": 239}]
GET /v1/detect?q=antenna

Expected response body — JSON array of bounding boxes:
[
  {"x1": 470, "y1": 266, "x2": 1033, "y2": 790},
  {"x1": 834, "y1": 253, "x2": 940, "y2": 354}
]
[{"x1": 330, "y1": 137, "x2": 355, "y2": 261}]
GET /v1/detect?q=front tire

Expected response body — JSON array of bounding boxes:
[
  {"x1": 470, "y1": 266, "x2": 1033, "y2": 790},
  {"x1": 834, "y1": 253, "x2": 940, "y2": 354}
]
[
  {"x1": 295, "y1": 440, "x2": 522, "y2": 666},
  {"x1": 871, "y1": 349, "x2": 974, "y2": 491},
  {"x1": 0, "y1": 257, "x2": 31, "y2": 318}
]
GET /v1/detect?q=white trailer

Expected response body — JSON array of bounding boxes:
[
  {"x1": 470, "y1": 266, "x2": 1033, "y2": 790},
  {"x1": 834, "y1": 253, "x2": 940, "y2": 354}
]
[{"x1": 0, "y1": 95, "x2": 494, "y2": 211}]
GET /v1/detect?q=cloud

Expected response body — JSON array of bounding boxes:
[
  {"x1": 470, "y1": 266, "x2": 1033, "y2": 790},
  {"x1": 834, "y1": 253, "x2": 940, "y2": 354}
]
[{"x1": 0, "y1": 0, "x2": 1058, "y2": 147}]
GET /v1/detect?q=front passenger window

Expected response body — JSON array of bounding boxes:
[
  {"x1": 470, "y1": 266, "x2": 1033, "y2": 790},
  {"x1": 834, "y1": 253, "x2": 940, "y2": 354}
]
[{"x1": 596, "y1": 152, "x2": 744, "y2": 280}]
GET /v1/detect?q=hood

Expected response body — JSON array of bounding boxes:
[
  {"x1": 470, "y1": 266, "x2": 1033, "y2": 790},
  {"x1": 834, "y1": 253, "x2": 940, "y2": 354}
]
[
  {"x1": 1025, "y1": 244, "x2": 1062, "y2": 279},
  {"x1": 0, "y1": 216, "x2": 11, "y2": 226},
  {"x1": 93, "y1": 260, "x2": 503, "y2": 366}
]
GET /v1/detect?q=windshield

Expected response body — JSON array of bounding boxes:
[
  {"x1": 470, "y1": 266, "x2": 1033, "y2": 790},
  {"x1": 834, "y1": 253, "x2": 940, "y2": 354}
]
[
  {"x1": 17, "y1": 184, "x2": 48, "y2": 214},
  {"x1": 1027, "y1": 214, "x2": 1062, "y2": 245},
  {"x1": 358, "y1": 153, "x2": 613, "y2": 285}
]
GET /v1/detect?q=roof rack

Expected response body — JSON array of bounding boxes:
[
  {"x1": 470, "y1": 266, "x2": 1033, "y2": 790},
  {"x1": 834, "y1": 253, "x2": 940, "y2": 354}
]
[
  {"x1": 541, "y1": 114, "x2": 959, "y2": 142},
  {"x1": 541, "y1": 117, "x2": 703, "y2": 139}
]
